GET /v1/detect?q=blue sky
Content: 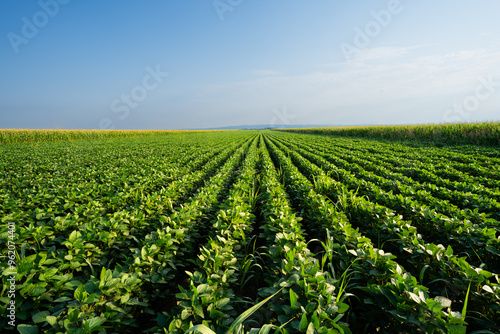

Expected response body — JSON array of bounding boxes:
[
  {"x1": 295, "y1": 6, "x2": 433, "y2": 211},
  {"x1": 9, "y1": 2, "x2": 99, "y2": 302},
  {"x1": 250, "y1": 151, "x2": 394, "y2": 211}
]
[{"x1": 1, "y1": 0, "x2": 499, "y2": 129}]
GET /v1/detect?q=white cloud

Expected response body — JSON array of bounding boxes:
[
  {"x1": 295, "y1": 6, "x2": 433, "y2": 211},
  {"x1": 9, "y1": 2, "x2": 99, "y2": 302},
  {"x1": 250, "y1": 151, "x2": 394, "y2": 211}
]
[
  {"x1": 189, "y1": 47, "x2": 500, "y2": 125},
  {"x1": 251, "y1": 70, "x2": 284, "y2": 77},
  {"x1": 348, "y1": 45, "x2": 425, "y2": 64}
]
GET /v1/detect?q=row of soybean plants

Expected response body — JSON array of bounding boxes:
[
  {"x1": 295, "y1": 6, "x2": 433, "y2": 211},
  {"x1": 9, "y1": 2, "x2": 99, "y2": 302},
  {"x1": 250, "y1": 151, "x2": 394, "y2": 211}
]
[
  {"x1": 0, "y1": 134, "x2": 218, "y2": 331},
  {"x1": 270, "y1": 132, "x2": 498, "y2": 298},
  {"x1": 3, "y1": 132, "x2": 254, "y2": 332},
  {"x1": 262, "y1": 135, "x2": 469, "y2": 333},
  {"x1": 292, "y1": 131, "x2": 500, "y2": 201},
  {"x1": 270, "y1": 130, "x2": 500, "y2": 232},
  {"x1": 168, "y1": 134, "x2": 355, "y2": 334},
  {"x1": 166, "y1": 136, "x2": 262, "y2": 333},
  {"x1": 320, "y1": 142, "x2": 500, "y2": 222},
  {"x1": 267, "y1": 131, "x2": 499, "y2": 332},
  {"x1": 0, "y1": 132, "x2": 255, "y2": 333},
  {"x1": 270, "y1": 132, "x2": 500, "y2": 267},
  {"x1": 344, "y1": 140, "x2": 500, "y2": 197},
  {"x1": 245, "y1": 135, "x2": 353, "y2": 334},
  {"x1": 324, "y1": 141, "x2": 500, "y2": 220},
  {"x1": 271, "y1": 131, "x2": 500, "y2": 260},
  {"x1": 288, "y1": 128, "x2": 500, "y2": 186}
]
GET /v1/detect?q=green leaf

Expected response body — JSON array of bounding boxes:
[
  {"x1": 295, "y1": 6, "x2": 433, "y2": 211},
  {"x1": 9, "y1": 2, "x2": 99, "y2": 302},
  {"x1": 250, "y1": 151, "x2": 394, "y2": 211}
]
[
  {"x1": 256, "y1": 324, "x2": 275, "y2": 334},
  {"x1": 100, "y1": 267, "x2": 107, "y2": 281},
  {"x1": 447, "y1": 325, "x2": 466, "y2": 334},
  {"x1": 197, "y1": 284, "x2": 209, "y2": 294},
  {"x1": 306, "y1": 322, "x2": 315, "y2": 334},
  {"x1": 426, "y1": 299, "x2": 443, "y2": 313},
  {"x1": 185, "y1": 324, "x2": 217, "y2": 334},
  {"x1": 181, "y1": 309, "x2": 190, "y2": 320},
  {"x1": 126, "y1": 298, "x2": 148, "y2": 306},
  {"x1": 215, "y1": 298, "x2": 231, "y2": 310},
  {"x1": 68, "y1": 230, "x2": 80, "y2": 243},
  {"x1": 156, "y1": 313, "x2": 168, "y2": 328},
  {"x1": 32, "y1": 311, "x2": 50, "y2": 323},
  {"x1": 74, "y1": 284, "x2": 86, "y2": 301},
  {"x1": 17, "y1": 325, "x2": 39, "y2": 334},
  {"x1": 29, "y1": 287, "x2": 47, "y2": 296},
  {"x1": 337, "y1": 302, "x2": 349, "y2": 314},
  {"x1": 445, "y1": 245, "x2": 454, "y2": 257},
  {"x1": 311, "y1": 311, "x2": 320, "y2": 330},
  {"x1": 227, "y1": 286, "x2": 285, "y2": 334},
  {"x1": 461, "y1": 282, "x2": 472, "y2": 320},
  {"x1": 120, "y1": 293, "x2": 130, "y2": 304},
  {"x1": 67, "y1": 328, "x2": 85, "y2": 334},
  {"x1": 419, "y1": 265, "x2": 429, "y2": 283},
  {"x1": 478, "y1": 270, "x2": 493, "y2": 279},
  {"x1": 299, "y1": 313, "x2": 308, "y2": 331},
  {"x1": 289, "y1": 289, "x2": 298, "y2": 307},
  {"x1": 193, "y1": 304, "x2": 205, "y2": 318},
  {"x1": 46, "y1": 316, "x2": 57, "y2": 326},
  {"x1": 18, "y1": 262, "x2": 33, "y2": 275},
  {"x1": 84, "y1": 317, "x2": 106, "y2": 332},
  {"x1": 40, "y1": 268, "x2": 58, "y2": 280}
]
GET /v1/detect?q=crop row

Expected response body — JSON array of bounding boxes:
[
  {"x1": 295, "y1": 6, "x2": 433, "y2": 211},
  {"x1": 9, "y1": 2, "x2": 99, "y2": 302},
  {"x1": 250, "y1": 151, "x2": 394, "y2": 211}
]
[
  {"x1": 1, "y1": 130, "x2": 499, "y2": 333},
  {"x1": 0, "y1": 132, "x2": 254, "y2": 332},
  {"x1": 265, "y1": 132, "x2": 500, "y2": 332},
  {"x1": 263, "y1": 136, "x2": 479, "y2": 333},
  {"x1": 269, "y1": 133, "x2": 500, "y2": 269}
]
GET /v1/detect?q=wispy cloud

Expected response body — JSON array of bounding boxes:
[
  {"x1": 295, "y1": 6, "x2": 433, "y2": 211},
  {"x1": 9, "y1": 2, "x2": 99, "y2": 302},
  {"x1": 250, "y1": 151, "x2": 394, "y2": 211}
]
[
  {"x1": 191, "y1": 47, "x2": 500, "y2": 125},
  {"x1": 251, "y1": 70, "x2": 284, "y2": 77},
  {"x1": 348, "y1": 45, "x2": 425, "y2": 64}
]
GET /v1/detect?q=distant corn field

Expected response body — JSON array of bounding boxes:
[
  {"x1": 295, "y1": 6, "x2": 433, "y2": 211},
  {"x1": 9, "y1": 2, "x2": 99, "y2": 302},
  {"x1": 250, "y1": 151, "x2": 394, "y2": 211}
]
[
  {"x1": 0, "y1": 129, "x2": 226, "y2": 144},
  {"x1": 278, "y1": 122, "x2": 500, "y2": 146}
]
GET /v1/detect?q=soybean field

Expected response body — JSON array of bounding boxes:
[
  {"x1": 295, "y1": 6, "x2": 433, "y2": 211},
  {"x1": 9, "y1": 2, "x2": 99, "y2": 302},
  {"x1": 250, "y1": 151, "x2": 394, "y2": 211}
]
[{"x1": 1, "y1": 130, "x2": 499, "y2": 333}]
